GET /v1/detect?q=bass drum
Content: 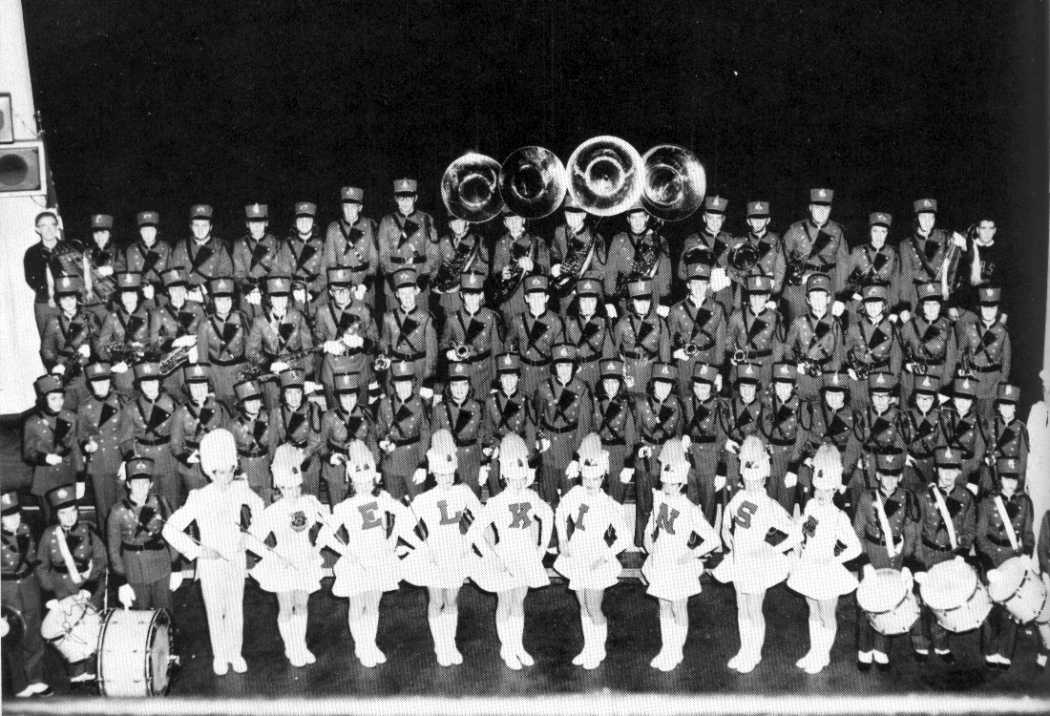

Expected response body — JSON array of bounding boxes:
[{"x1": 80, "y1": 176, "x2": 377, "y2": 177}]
[
  {"x1": 96, "y1": 608, "x2": 171, "y2": 697},
  {"x1": 1, "y1": 604, "x2": 25, "y2": 646}
]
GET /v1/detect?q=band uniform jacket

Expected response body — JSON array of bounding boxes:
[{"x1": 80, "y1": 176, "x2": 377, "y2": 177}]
[
  {"x1": 323, "y1": 216, "x2": 379, "y2": 290},
  {"x1": 434, "y1": 231, "x2": 490, "y2": 291},
  {"x1": 612, "y1": 309, "x2": 671, "y2": 392},
  {"x1": 983, "y1": 415, "x2": 1029, "y2": 479},
  {"x1": 562, "y1": 312, "x2": 614, "y2": 389},
  {"x1": 312, "y1": 298, "x2": 378, "y2": 401},
  {"x1": 593, "y1": 387, "x2": 637, "y2": 483},
  {"x1": 607, "y1": 228, "x2": 673, "y2": 307},
  {"x1": 902, "y1": 404, "x2": 945, "y2": 483},
  {"x1": 720, "y1": 396, "x2": 764, "y2": 451},
  {"x1": 938, "y1": 403, "x2": 987, "y2": 489},
  {"x1": 246, "y1": 306, "x2": 316, "y2": 376},
  {"x1": 150, "y1": 299, "x2": 205, "y2": 353},
  {"x1": 107, "y1": 494, "x2": 174, "y2": 587},
  {"x1": 273, "y1": 231, "x2": 327, "y2": 299},
  {"x1": 803, "y1": 401, "x2": 863, "y2": 475},
  {"x1": 841, "y1": 243, "x2": 902, "y2": 308},
  {"x1": 377, "y1": 209, "x2": 439, "y2": 291},
  {"x1": 505, "y1": 310, "x2": 564, "y2": 396},
  {"x1": 535, "y1": 376, "x2": 593, "y2": 452},
  {"x1": 551, "y1": 224, "x2": 612, "y2": 300},
  {"x1": 915, "y1": 483, "x2": 976, "y2": 568},
  {"x1": 2, "y1": 521, "x2": 38, "y2": 583},
  {"x1": 169, "y1": 236, "x2": 234, "y2": 290},
  {"x1": 899, "y1": 227, "x2": 959, "y2": 308},
  {"x1": 976, "y1": 491, "x2": 1035, "y2": 568},
  {"x1": 760, "y1": 392, "x2": 808, "y2": 472},
  {"x1": 320, "y1": 404, "x2": 377, "y2": 465},
  {"x1": 77, "y1": 391, "x2": 128, "y2": 516},
  {"x1": 230, "y1": 232, "x2": 279, "y2": 292},
  {"x1": 784, "y1": 312, "x2": 845, "y2": 379},
  {"x1": 958, "y1": 316, "x2": 1011, "y2": 401},
  {"x1": 683, "y1": 393, "x2": 725, "y2": 512},
  {"x1": 858, "y1": 405, "x2": 908, "y2": 476},
  {"x1": 380, "y1": 306, "x2": 438, "y2": 384},
  {"x1": 432, "y1": 394, "x2": 488, "y2": 489},
  {"x1": 853, "y1": 485, "x2": 919, "y2": 569},
  {"x1": 98, "y1": 306, "x2": 152, "y2": 395},
  {"x1": 375, "y1": 393, "x2": 430, "y2": 478},
  {"x1": 781, "y1": 219, "x2": 849, "y2": 291},
  {"x1": 196, "y1": 309, "x2": 251, "y2": 405},
  {"x1": 491, "y1": 231, "x2": 550, "y2": 320},
  {"x1": 116, "y1": 238, "x2": 171, "y2": 289},
  {"x1": 483, "y1": 389, "x2": 536, "y2": 460},
  {"x1": 36, "y1": 520, "x2": 107, "y2": 600},
  {"x1": 229, "y1": 409, "x2": 278, "y2": 497},
  {"x1": 441, "y1": 306, "x2": 504, "y2": 396},
  {"x1": 727, "y1": 229, "x2": 787, "y2": 298},
  {"x1": 845, "y1": 313, "x2": 902, "y2": 379},
  {"x1": 120, "y1": 392, "x2": 179, "y2": 505},
  {"x1": 900, "y1": 314, "x2": 959, "y2": 389},
  {"x1": 667, "y1": 294, "x2": 727, "y2": 392},
  {"x1": 726, "y1": 306, "x2": 785, "y2": 383},
  {"x1": 41, "y1": 309, "x2": 100, "y2": 372},
  {"x1": 23, "y1": 407, "x2": 80, "y2": 497},
  {"x1": 83, "y1": 240, "x2": 118, "y2": 310},
  {"x1": 170, "y1": 396, "x2": 230, "y2": 484},
  {"x1": 678, "y1": 228, "x2": 734, "y2": 311},
  {"x1": 271, "y1": 402, "x2": 323, "y2": 473}
]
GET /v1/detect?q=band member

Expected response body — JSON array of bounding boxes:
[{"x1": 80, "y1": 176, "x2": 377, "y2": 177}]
[
  {"x1": 271, "y1": 369, "x2": 323, "y2": 497},
  {"x1": 608, "y1": 202, "x2": 672, "y2": 313},
  {"x1": 150, "y1": 267, "x2": 204, "y2": 397},
  {"x1": 900, "y1": 281, "x2": 959, "y2": 402},
  {"x1": 781, "y1": 188, "x2": 849, "y2": 324},
  {"x1": 24, "y1": 210, "x2": 64, "y2": 337},
  {"x1": 550, "y1": 194, "x2": 610, "y2": 314},
  {"x1": 432, "y1": 216, "x2": 489, "y2": 326},
  {"x1": 169, "y1": 205, "x2": 234, "y2": 295},
  {"x1": 228, "y1": 379, "x2": 276, "y2": 501},
  {"x1": 320, "y1": 439, "x2": 418, "y2": 668},
  {"x1": 681, "y1": 363, "x2": 725, "y2": 521},
  {"x1": 726, "y1": 275, "x2": 785, "y2": 386},
  {"x1": 116, "y1": 210, "x2": 170, "y2": 303},
  {"x1": 77, "y1": 362, "x2": 128, "y2": 523},
  {"x1": 720, "y1": 364, "x2": 764, "y2": 498},
  {"x1": 466, "y1": 434, "x2": 554, "y2": 671},
  {"x1": 784, "y1": 273, "x2": 843, "y2": 402},
  {"x1": 505, "y1": 274, "x2": 564, "y2": 398},
  {"x1": 899, "y1": 198, "x2": 966, "y2": 312},
  {"x1": 909, "y1": 446, "x2": 977, "y2": 663},
  {"x1": 554, "y1": 434, "x2": 630, "y2": 670},
  {"x1": 120, "y1": 361, "x2": 179, "y2": 507},
  {"x1": 633, "y1": 362, "x2": 683, "y2": 547},
  {"x1": 853, "y1": 450, "x2": 919, "y2": 672},
  {"x1": 939, "y1": 377, "x2": 987, "y2": 495},
  {"x1": 1037, "y1": 508, "x2": 1050, "y2": 668},
  {"x1": 726, "y1": 201, "x2": 786, "y2": 310},
  {"x1": 98, "y1": 271, "x2": 152, "y2": 398},
  {"x1": 246, "y1": 275, "x2": 316, "y2": 409},
  {"x1": 273, "y1": 202, "x2": 327, "y2": 307},
  {"x1": 562, "y1": 278, "x2": 613, "y2": 392},
  {"x1": 170, "y1": 363, "x2": 229, "y2": 496},
  {"x1": 614, "y1": 278, "x2": 671, "y2": 397},
  {"x1": 534, "y1": 344, "x2": 592, "y2": 507},
  {"x1": 840, "y1": 213, "x2": 901, "y2": 317},
  {"x1": 108, "y1": 457, "x2": 179, "y2": 611},
  {"x1": 315, "y1": 266, "x2": 378, "y2": 407},
  {"x1": 249, "y1": 445, "x2": 328, "y2": 667},
  {"x1": 401, "y1": 430, "x2": 485, "y2": 667},
  {"x1": 320, "y1": 372, "x2": 377, "y2": 505},
  {"x1": 36, "y1": 485, "x2": 107, "y2": 682},
  {"x1": 41, "y1": 275, "x2": 98, "y2": 409},
  {"x1": 761, "y1": 363, "x2": 808, "y2": 512},
  {"x1": 24, "y1": 375, "x2": 80, "y2": 524},
  {"x1": 977, "y1": 458, "x2": 1034, "y2": 670},
  {"x1": 800, "y1": 372, "x2": 863, "y2": 507},
  {"x1": 380, "y1": 268, "x2": 438, "y2": 391},
  {"x1": 594, "y1": 359, "x2": 637, "y2": 505},
  {"x1": 81, "y1": 213, "x2": 118, "y2": 322},
  {"x1": 787, "y1": 444, "x2": 861, "y2": 674},
  {"x1": 845, "y1": 283, "x2": 902, "y2": 411},
  {"x1": 958, "y1": 286, "x2": 1011, "y2": 420},
  {"x1": 678, "y1": 195, "x2": 734, "y2": 314},
  {"x1": 958, "y1": 216, "x2": 1007, "y2": 311},
  {"x1": 1, "y1": 491, "x2": 50, "y2": 698},
  {"x1": 642, "y1": 436, "x2": 719, "y2": 672},
  {"x1": 196, "y1": 277, "x2": 251, "y2": 410},
  {"x1": 491, "y1": 207, "x2": 549, "y2": 324},
  {"x1": 163, "y1": 428, "x2": 265, "y2": 676},
  {"x1": 378, "y1": 178, "x2": 439, "y2": 309},
  {"x1": 715, "y1": 435, "x2": 801, "y2": 674},
  {"x1": 324, "y1": 186, "x2": 379, "y2": 308},
  {"x1": 854, "y1": 373, "x2": 908, "y2": 502},
  {"x1": 902, "y1": 375, "x2": 945, "y2": 490},
  {"x1": 482, "y1": 353, "x2": 537, "y2": 497},
  {"x1": 231, "y1": 203, "x2": 279, "y2": 303},
  {"x1": 441, "y1": 272, "x2": 503, "y2": 398},
  {"x1": 375, "y1": 361, "x2": 430, "y2": 500},
  {"x1": 669, "y1": 264, "x2": 726, "y2": 400},
  {"x1": 432, "y1": 362, "x2": 486, "y2": 496},
  {"x1": 983, "y1": 383, "x2": 1029, "y2": 490}
]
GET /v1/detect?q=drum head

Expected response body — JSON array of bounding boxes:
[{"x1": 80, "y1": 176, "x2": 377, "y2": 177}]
[
  {"x1": 857, "y1": 569, "x2": 906, "y2": 612},
  {"x1": 987, "y1": 556, "x2": 1028, "y2": 602},
  {"x1": 922, "y1": 559, "x2": 976, "y2": 610},
  {"x1": 97, "y1": 608, "x2": 171, "y2": 697}
]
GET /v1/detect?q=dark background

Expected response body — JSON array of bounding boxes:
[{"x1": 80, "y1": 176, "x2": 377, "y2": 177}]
[{"x1": 22, "y1": 0, "x2": 1049, "y2": 403}]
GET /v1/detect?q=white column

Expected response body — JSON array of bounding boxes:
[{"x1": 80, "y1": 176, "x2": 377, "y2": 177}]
[{"x1": 0, "y1": 0, "x2": 47, "y2": 414}]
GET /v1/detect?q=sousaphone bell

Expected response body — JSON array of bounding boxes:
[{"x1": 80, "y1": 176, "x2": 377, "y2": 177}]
[
  {"x1": 441, "y1": 152, "x2": 504, "y2": 223},
  {"x1": 565, "y1": 135, "x2": 644, "y2": 217},
  {"x1": 641, "y1": 144, "x2": 706, "y2": 222},
  {"x1": 499, "y1": 146, "x2": 567, "y2": 219}
]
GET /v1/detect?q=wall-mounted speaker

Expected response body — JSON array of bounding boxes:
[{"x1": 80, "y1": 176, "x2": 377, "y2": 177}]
[
  {"x1": 0, "y1": 140, "x2": 46, "y2": 197},
  {"x1": 0, "y1": 94, "x2": 13, "y2": 143}
]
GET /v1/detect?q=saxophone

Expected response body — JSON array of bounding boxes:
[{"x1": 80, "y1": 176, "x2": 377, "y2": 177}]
[
  {"x1": 239, "y1": 345, "x2": 326, "y2": 383},
  {"x1": 615, "y1": 230, "x2": 660, "y2": 300},
  {"x1": 487, "y1": 240, "x2": 533, "y2": 305},
  {"x1": 552, "y1": 229, "x2": 597, "y2": 295},
  {"x1": 434, "y1": 236, "x2": 478, "y2": 293}
]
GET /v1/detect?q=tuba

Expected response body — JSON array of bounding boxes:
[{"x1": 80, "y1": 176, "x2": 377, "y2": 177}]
[
  {"x1": 441, "y1": 152, "x2": 504, "y2": 223},
  {"x1": 565, "y1": 136, "x2": 644, "y2": 217},
  {"x1": 499, "y1": 146, "x2": 567, "y2": 219},
  {"x1": 640, "y1": 144, "x2": 706, "y2": 222}
]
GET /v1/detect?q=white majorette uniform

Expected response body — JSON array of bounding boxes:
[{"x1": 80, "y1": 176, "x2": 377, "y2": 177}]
[
  {"x1": 323, "y1": 487, "x2": 415, "y2": 597},
  {"x1": 641, "y1": 488, "x2": 719, "y2": 602},
  {"x1": 714, "y1": 484, "x2": 801, "y2": 594},
  {"x1": 249, "y1": 492, "x2": 329, "y2": 595},
  {"x1": 469, "y1": 486, "x2": 554, "y2": 592},
  {"x1": 163, "y1": 428, "x2": 264, "y2": 676},
  {"x1": 402, "y1": 482, "x2": 484, "y2": 590},
  {"x1": 787, "y1": 498, "x2": 862, "y2": 600},
  {"x1": 554, "y1": 484, "x2": 630, "y2": 591}
]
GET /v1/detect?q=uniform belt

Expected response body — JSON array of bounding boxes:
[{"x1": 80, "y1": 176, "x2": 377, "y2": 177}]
[
  {"x1": 769, "y1": 438, "x2": 796, "y2": 447},
  {"x1": 122, "y1": 540, "x2": 166, "y2": 552},
  {"x1": 688, "y1": 435, "x2": 718, "y2": 445},
  {"x1": 210, "y1": 356, "x2": 246, "y2": 367},
  {"x1": 601, "y1": 438, "x2": 626, "y2": 447},
  {"x1": 985, "y1": 534, "x2": 1016, "y2": 548},
  {"x1": 391, "y1": 351, "x2": 426, "y2": 362},
  {"x1": 865, "y1": 533, "x2": 903, "y2": 549},
  {"x1": 745, "y1": 348, "x2": 773, "y2": 358},
  {"x1": 137, "y1": 436, "x2": 170, "y2": 447},
  {"x1": 520, "y1": 355, "x2": 550, "y2": 366},
  {"x1": 1, "y1": 569, "x2": 32, "y2": 581},
  {"x1": 909, "y1": 451, "x2": 933, "y2": 460},
  {"x1": 392, "y1": 436, "x2": 420, "y2": 447},
  {"x1": 327, "y1": 441, "x2": 349, "y2": 454},
  {"x1": 974, "y1": 364, "x2": 1002, "y2": 373},
  {"x1": 465, "y1": 350, "x2": 491, "y2": 363},
  {"x1": 289, "y1": 439, "x2": 308, "y2": 449},
  {"x1": 52, "y1": 561, "x2": 90, "y2": 575},
  {"x1": 390, "y1": 255, "x2": 426, "y2": 265},
  {"x1": 621, "y1": 349, "x2": 654, "y2": 360},
  {"x1": 542, "y1": 421, "x2": 578, "y2": 434},
  {"x1": 186, "y1": 440, "x2": 200, "y2": 449},
  {"x1": 345, "y1": 263, "x2": 368, "y2": 273},
  {"x1": 641, "y1": 433, "x2": 668, "y2": 445},
  {"x1": 922, "y1": 537, "x2": 955, "y2": 552},
  {"x1": 578, "y1": 353, "x2": 601, "y2": 363},
  {"x1": 239, "y1": 448, "x2": 268, "y2": 458},
  {"x1": 455, "y1": 438, "x2": 478, "y2": 448}
]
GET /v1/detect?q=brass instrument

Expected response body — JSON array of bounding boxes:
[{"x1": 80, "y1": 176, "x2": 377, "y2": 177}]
[
  {"x1": 105, "y1": 340, "x2": 151, "y2": 366},
  {"x1": 552, "y1": 230, "x2": 596, "y2": 295},
  {"x1": 683, "y1": 343, "x2": 700, "y2": 358},
  {"x1": 846, "y1": 351, "x2": 871, "y2": 381},
  {"x1": 640, "y1": 144, "x2": 706, "y2": 221},
  {"x1": 239, "y1": 345, "x2": 325, "y2": 383},
  {"x1": 785, "y1": 254, "x2": 808, "y2": 286},
  {"x1": 434, "y1": 237, "x2": 478, "y2": 293},
  {"x1": 728, "y1": 243, "x2": 760, "y2": 272},
  {"x1": 159, "y1": 343, "x2": 195, "y2": 376},
  {"x1": 615, "y1": 229, "x2": 661, "y2": 300},
  {"x1": 373, "y1": 353, "x2": 391, "y2": 373},
  {"x1": 793, "y1": 347, "x2": 824, "y2": 379},
  {"x1": 730, "y1": 349, "x2": 750, "y2": 366},
  {"x1": 441, "y1": 152, "x2": 504, "y2": 223},
  {"x1": 903, "y1": 344, "x2": 928, "y2": 376},
  {"x1": 486, "y1": 240, "x2": 533, "y2": 306},
  {"x1": 452, "y1": 343, "x2": 471, "y2": 361},
  {"x1": 565, "y1": 136, "x2": 644, "y2": 217},
  {"x1": 499, "y1": 146, "x2": 567, "y2": 219},
  {"x1": 934, "y1": 224, "x2": 974, "y2": 299}
]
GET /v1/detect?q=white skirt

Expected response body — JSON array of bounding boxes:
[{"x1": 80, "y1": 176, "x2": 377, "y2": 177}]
[
  {"x1": 470, "y1": 545, "x2": 550, "y2": 593},
  {"x1": 787, "y1": 558, "x2": 859, "y2": 601},
  {"x1": 331, "y1": 550, "x2": 402, "y2": 597},
  {"x1": 553, "y1": 550, "x2": 621, "y2": 591},
  {"x1": 250, "y1": 552, "x2": 325, "y2": 594},
  {"x1": 401, "y1": 544, "x2": 472, "y2": 590},
  {"x1": 711, "y1": 548, "x2": 790, "y2": 594},
  {"x1": 641, "y1": 550, "x2": 704, "y2": 602}
]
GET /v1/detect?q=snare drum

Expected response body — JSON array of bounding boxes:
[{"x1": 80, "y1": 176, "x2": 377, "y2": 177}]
[
  {"x1": 988, "y1": 556, "x2": 1050, "y2": 625},
  {"x1": 96, "y1": 608, "x2": 171, "y2": 697},
  {"x1": 40, "y1": 594, "x2": 102, "y2": 663},
  {"x1": 919, "y1": 558, "x2": 993, "y2": 633},
  {"x1": 857, "y1": 568, "x2": 920, "y2": 635}
]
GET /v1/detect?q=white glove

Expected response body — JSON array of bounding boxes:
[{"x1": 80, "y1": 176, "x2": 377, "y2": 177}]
[
  {"x1": 0, "y1": 615, "x2": 8, "y2": 638},
  {"x1": 45, "y1": 453, "x2": 63, "y2": 466},
  {"x1": 77, "y1": 589, "x2": 91, "y2": 602},
  {"x1": 724, "y1": 439, "x2": 740, "y2": 455},
  {"x1": 656, "y1": 305, "x2": 670, "y2": 318},
  {"x1": 936, "y1": 392, "x2": 950, "y2": 406},
  {"x1": 187, "y1": 450, "x2": 201, "y2": 464},
  {"x1": 117, "y1": 461, "x2": 127, "y2": 482},
  {"x1": 952, "y1": 232, "x2": 967, "y2": 249},
  {"x1": 329, "y1": 453, "x2": 345, "y2": 466},
  {"x1": 831, "y1": 300, "x2": 846, "y2": 317},
  {"x1": 344, "y1": 333, "x2": 364, "y2": 349},
  {"x1": 84, "y1": 439, "x2": 98, "y2": 454},
  {"x1": 638, "y1": 445, "x2": 653, "y2": 460},
  {"x1": 490, "y1": 446, "x2": 500, "y2": 461},
  {"x1": 549, "y1": 263, "x2": 562, "y2": 278},
  {"x1": 51, "y1": 363, "x2": 67, "y2": 376},
  {"x1": 304, "y1": 380, "x2": 322, "y2": 395},
  {"x1": 888, "y1": 313, "x2": 899, "y2": 324},
  {"x1": 672, "y1": 348, "x2": 689, "y2": 362},
  {"x1": 118, "y1": 583, "x2": 135, "y2": 609},
  {"x1": 142, "y1": 284, "x2": 155, "y2": 301},
  {"x1": 605, "y1": 304, "x2": 618, "y2": 319},
  {"x1": 187, "y1": 345, "x2": 199, "y2": 364},
  {"x1": 710, "y1": 267, "x2": 730, "y2": 293},
  {"x1": 965, "y1": 482, "x2": 979, "y2": 496},
  {"x1": 97, "y1": 265, "x2": 114, "y2": 277},
  {"x1": 904, "y1": 454, "x2": 916, "y2": 467},
  {"x1": 624, "y1": 374, "x2": 635, "y2": 390},
  {"x1": 431, "y1": 393, "x2": 443, "y2": 405},
  {"x1": 75, "y1": 482, "x2": 86, "y2": 500},
  {"x1": 539, "y1": 438, "x2": 552, "y2": 453},
  {"x1": 112, "y1": 361, "x2": 129, "y2": 374},
  {"x1": 784, "y1": 471, "x2": 798, "y2": 488},
  {"x1": 379, "y1": 439, "x2": 395, "y2": 454},
  {"x1": 445, "y1": 349, "x2": 459, "y2": 362},
  {"x1": 796, "y1": 362, "x2": 808, "y2": 374},
  {"x1": 324, "y1": 340, "x2": 345, "y2": 355},
  {"x1": 851, "y1": 292, "x2": 863, "y2": 303},
  {"x1": 173, "y1": 334, "x2": 197, "y2": 348},
  {"x1": 520, "y1": 256, "x2": 535, "y2": 273},
  {"x1": 353, "y1": 285, "x2": 367, "y2": 301},
  {"x1": 619, "y1": 467, "x2": 635, "y2": 485},
  {"x1": 899, "y1": 309, "x2": 911, "y2": 324},
  {"x1": 270, "y1": 360, "x2": 289, "y2": 373},
  {"x1": 186, "y1": 287, "x2": 205, "y2": 303},
  {"x1": 293, "y1": 288, "x2": 308, "y2": 305},
  {"x1": 77, "y1": 343, "x2": 91, "y2": 359},
  {"x1": 714, "y1": 475, "x2": 727, "y2": 491},
  {"x1": 847, "y1": 368, "x2": 859, "y2": 382},
  {"x1": 948, "y1": 307, "x2": 960, "y2": 322},
  {"x1": 714, "y1": 374, "x2": 723, "y2": 393},
  {"x1": 764, "y1": 300, "x2": 778, "y2": 312},
  {"x1": 420, "y1": 386, "x2": 434, "y2": 401},
  {"x1": 412, "y1": 468, "x2": 427, "y2": 485},
  {"x1": 566, "y1": 460, "x2": 580, "y2": 479},
  {"x1": 169, "y1": 572, "x2": 184, "y2": 591},
  {"x1": 246, "y1": 290, "x2": 262, "y2": 306},
  {"x1": 478, "y1": 465, "x2": 490, "y2": 485}
]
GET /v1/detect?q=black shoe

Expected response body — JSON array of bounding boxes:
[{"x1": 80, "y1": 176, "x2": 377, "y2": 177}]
[
  {"x1": 876, "y1": 660, "x2": 892, "y2": 672},
  {"x1": 34, "y1": 687, "x2": 53, "y2": 698},
  {"x1": 996, "y1": 660, "x2": 1011, "y2": 671},
  {"x1": 857, "y1": 659, "x2": 872, "y2": 672},
  {"x1": 938, "y1": 651, "x2": 955, "y2": 664},
  {"x1": 913, "y1": 651, "x2": 929, "y2": 664}
]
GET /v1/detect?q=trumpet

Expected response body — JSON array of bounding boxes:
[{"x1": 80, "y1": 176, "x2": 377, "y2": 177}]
[
  {"x1": 441, "y1": 152, "x2": 504, "y2": 223},
  {"x1": 373, "y1": 353, "x2": 391, "y2": 373},
  {"x1": 452, "y1": 343, "x2": 471, "y2": 361},
  {"x1": 565, "y1": 136, "x2": 644, "y2": 217},
  {"x1": 683, "y1": 343, "x2": 700, "y2": 358},
  {"x1": 730, "y1": 349, "x2": 750, "y2": 366}
]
